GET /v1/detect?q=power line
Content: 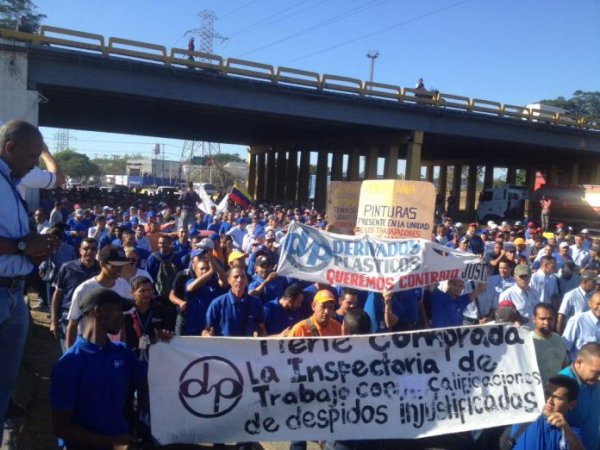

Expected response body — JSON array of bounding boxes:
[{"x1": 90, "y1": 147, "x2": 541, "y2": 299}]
[
  {"x1": 285, "y1": 0, "x2": 470, "y2": 65},
  {"x1": 220, "y1": 0, "x2": 261, "y2": 20},
  {"x1": 237, "y1": 0, "x2": 391, "y2": 58}
]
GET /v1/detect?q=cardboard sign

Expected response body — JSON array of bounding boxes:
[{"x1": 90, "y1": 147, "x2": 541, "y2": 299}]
[
  {"x1": 356, "y1": 180, "x2": 436, "y2": 239},
  {"x1": 150, "y1": 326, "x2": 544, "y2": 444},
  {"x1": 326, "y1": 181, "x2": 362, "y2": 235}
]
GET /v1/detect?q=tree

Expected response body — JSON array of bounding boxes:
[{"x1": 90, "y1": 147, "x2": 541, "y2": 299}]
[
  {"x1": 539, "y1": 91, "x2": 600, "y2": 119},
  {"x1": 0, "y1": 0, "x2": 46, "y2": 32},
  {"x1": 211, "y1": 153, "x2": 243, "y2": 165},
  {"x1": 54, "y1": 149, "x2": 101, "y2": 180}
]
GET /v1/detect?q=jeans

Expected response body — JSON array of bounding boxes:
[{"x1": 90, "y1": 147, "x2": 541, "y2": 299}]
[{"x1": 0, "y1": 281, "x2": 28, "y2": 446}]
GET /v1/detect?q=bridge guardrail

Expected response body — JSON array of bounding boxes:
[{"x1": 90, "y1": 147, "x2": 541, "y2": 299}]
[
  {"x1": 170, "y1": 48, "x2": 224, "y2": 72},
  {"x1": 0, "y1": 25, "x2": 598, "y2": 132},
  {"x1": 107, "y1": 37, "x2": 169, "y2": 64}
]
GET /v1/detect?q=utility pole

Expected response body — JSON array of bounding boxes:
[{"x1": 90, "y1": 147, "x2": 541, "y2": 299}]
[
  {"x1": 366, "y1": 50, "x2": 379, "y2": 84},
  {"x1": 185, "y1": 10, "x2": 228, "y2": 61}
]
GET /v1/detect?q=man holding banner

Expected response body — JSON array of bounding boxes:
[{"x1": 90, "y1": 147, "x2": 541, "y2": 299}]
[{"x1": 428, "y1": 279, "x2": 486, "y2": 328}]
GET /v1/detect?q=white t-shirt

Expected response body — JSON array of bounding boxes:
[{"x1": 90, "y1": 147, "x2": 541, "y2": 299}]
[{"x1": 67, "y1": 277, "x2": 132, "y2": 335}]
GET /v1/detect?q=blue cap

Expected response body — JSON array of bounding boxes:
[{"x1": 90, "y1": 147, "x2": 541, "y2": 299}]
[
  {"x1": 147, "y1": 211, "x2": 155, "y2": 218},
  {"x1": 190, "y1": 248, "x2": 209, "y2": 259},
  {"x1": 237, "y1": 218, "x2": 248, "y2": 225},
  {"x1": 131, "y1": 217, "x2": 139, "y2": 224},
  {"x1": 209, "y1": 232, "x2": 219, "y2": 241}
]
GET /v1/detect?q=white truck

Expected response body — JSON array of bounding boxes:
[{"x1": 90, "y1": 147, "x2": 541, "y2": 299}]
[{"x1": 476, "y1": 185, "x2": 528, "y2": 223}]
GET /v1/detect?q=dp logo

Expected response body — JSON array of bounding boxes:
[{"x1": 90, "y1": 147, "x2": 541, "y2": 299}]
[{"x1": 179, "y1": 356, "x2": 244, "y2": 418}]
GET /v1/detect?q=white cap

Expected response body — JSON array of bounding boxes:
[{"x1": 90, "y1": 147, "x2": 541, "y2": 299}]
[
  {"x1": 501, "y1": 221, "x2": 508, "y2": 227},
  {"x1": 515, "y1": 221, "x2": 522, "y2": 226},
  {"x1": 559, "y1": 242, "x2": 569, "y2": 248},
  {"x1": 581, "y1": 228, "x2": 589, "y2": 234},
  {"x1": 455, "y1": 222, "x2": 464, "y2": 228}
]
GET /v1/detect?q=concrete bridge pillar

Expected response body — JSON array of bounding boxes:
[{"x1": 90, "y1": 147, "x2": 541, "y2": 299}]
[
  {"x1": 347, "y1": 147, "x2": 360, "y2": 181},
  {"x1": 384, "y1": 144, "x2": 399, "y2": 179},
  {"x1": 265, "y1": 149, "x2": 276, "y2": 201},
  {"x1": 275, "y1": 149, "x2": 286, "y2": 203},
  {"x1": 247, "y1": 150, "x2": 257, "y2": 198},
  {"x1": 330, "y1": 149, "x2": 343, "y2": 181},
  {"x1": 365, "y1": 146, "x2": 378, "y2": 179},
  {"x1": 256, "y1": 152, "x2": 266, "y2": 200},
  {"x1": 298, "y1": 149, "x2": 311, "y2": 205},
  {"x1": 425, "y1": 165, "x2": 434, "y2": 183},
  {"x1": 315, "y1": 150, "x2": 328, "y2": 210},
  {"x1": 506, "y1": 166, "x2": 517, "y2": 185},
  {"x1": 405, "y1": 131, "x2": 423, "y2": 181},
  {"x1": 286, "y1": 149, "x2": 298, "y2": 204},
  {"x1": 483, "y1": 165, "x2": 494, "y2": 189},
  {"x1": 452, "y1": 164, "x2": 462, "y2": 212},
  {"x1": 438, "y1": 165, "x2": 448, "y2": 202},
  {"x1": 466, "y1": 164, "x2": 478, "y2": 218},
  {"x1": 570, "y1": 163, "x2": 580, "y2": 184}
]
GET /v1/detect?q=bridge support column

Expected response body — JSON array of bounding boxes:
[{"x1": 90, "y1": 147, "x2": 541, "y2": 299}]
[
  {"x1": 506, "y1": 166, "x2": 517, "y2": 185},
  {"x1": 438, "y1": 166, "x2": 448, "y2": 205},
  {"x1": 384, "y1": 144, "x2": 399, "y2": 179},
  {"x1": 256, "y1": 152, "x2": 266, "y2": 200},
  {"x1": 275, "y1": 149, "x2": 286, "y2": 203},
  {"x1": 365, "y1": 146, "x2": 378, "y2": 179},
  {"x1": 405, "y1": 131, "x2": 423, "y2": 181},
  {"x1": 247, "y1": 150, "x2": 257, "y2": 198},
  {"x1": 483, "y1": 165, "x2": 494, "y2": 189},
  {"x1": 425, "y1": 165, "x2": 434, "y2": 182},
  {"x1": 452, "y1": 164, "x2": 462, "y2": 212},
  {"x1": 315, "y1": 151, "x2": 328, "y2": 209},
  {"x1": 265, "y1": 149, "x2": 276, "y2": 201},
  {"x1": 525, "y1": 165, "x2": 537, "y2": 219},
  {"x1": 286, "y1": 149, "x2": 298, "y2": 203},
  {"x1": 570, "y1": 163, "x2": 580, "y2": 184},
  {"x1": 298, "y1": 150, "x2": 311, "y2": 205},
  {"x1": 466, "y1": 164, "x2": 477, "y2": 219},
  {"x1": 331, "y1": 149, "x2": 343, "y2": 181},
  {"x1": 347, "y1": 147, "x2": 360, "y2": 181}
]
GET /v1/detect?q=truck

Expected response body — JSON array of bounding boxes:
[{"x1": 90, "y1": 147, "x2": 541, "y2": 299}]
[{"x1": 477, "y1": 184, "x2": 600, "y2": 228}]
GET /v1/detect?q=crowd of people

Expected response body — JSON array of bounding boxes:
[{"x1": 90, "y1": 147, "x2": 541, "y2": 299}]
[{"x1": 2, "y1": 119, "x2": 600, "y2": 450}]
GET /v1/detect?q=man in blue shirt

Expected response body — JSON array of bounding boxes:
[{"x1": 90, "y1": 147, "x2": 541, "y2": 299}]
[
  {"x1": 263, "y1": 284, "x2": 304, "y2": 336},
  {"x1": 560, "y1": 343, "x2": 600, "y2": 450},
  {"x1": 248, "y1": 254, "x2": 288, "y2": 303},
  {"x1": 50, "y1": 288, "x2": 143, "y2": 449},
  {"x1": 0, "y1": 121, "x2": 60, "y2": 442},
  {"x1": 364, "y1": 288, "x2": 425, "y2": 333},
  {"x1": 203, "y1": 267, "x2": 266, "y2": 337},
  {"x1": 512, "y1": 374, "x2": 584, "y2": 450},
  {"x1": 427, "y1": 279, "x2": 486, "y2": 328}
]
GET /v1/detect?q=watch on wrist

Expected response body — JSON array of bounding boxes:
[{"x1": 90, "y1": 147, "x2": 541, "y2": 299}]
[{"x1": 16, "y1": 240, "x2": 27, "y2": 253}]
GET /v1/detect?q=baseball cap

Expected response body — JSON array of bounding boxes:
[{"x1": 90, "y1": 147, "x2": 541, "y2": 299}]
[
  {"x1": 227, "y1": 250, "x2": 246, "y2": 265},
  {"x1": 527, "y1": 221, "x2": 535, "y2": 228},
  {"x1": 514, "y1": 221, "x2": 523, "y2": 227},
  {"x1": 559, "y1": 242, "x2": 569, "y2": 248},
  {"x1": 498, "y1": 300, "x2": 516, "y2": 309},
  {"x1": 98, "y1": 245, "x2": 129, "y2": 266},
  {"x1": 147, "y1": 211, "x2": 155, "y2": 218},
  {"x1": 513, "y1": 238, "x2": 525, "y2": 246},
  {"x1": 190, "y1": 248, "x2": 209, "y2": 259},
  {"x1": 199, "y1": 238, "x2": 215, "y2": 250},
  {"x1": 514, "y1": 265, "x2": 531, "y2": 277},
  {"x1": 237, "y1": 218, "x2": 248, "y2": 225},
  {"x1": 581, "y1": 228, "x2": 590, "y2": 234},
  {"x1": 454, "y1": 222, "x2": 464, "y2": 229},
  {"x1": 79, "y1": 288, "x2": 133, "y2": 314},
  {"x1": 314, "y1": 289, "x2": 336, "y2": 304},
  {"x1": 468, "y1": 223, "x2": 478, "y2": 228},
  {"x1": 256, "y1": 255, "x2": 272, "y2": 267}
]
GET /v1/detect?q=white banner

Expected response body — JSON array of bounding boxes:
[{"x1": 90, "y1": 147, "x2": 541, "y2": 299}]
[
  {"x1": 149, "y1": 326, "x2": 544, "y2": 444},
  {"x1": 277, "y1": 222, "x2": 486, "y2": 293}
]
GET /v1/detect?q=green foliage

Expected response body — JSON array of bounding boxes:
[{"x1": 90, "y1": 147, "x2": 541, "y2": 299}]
[
  {"x1": 0, "y1": 0, "x2": 45, "y2": 32},
  {"x1": 540, "y1": 91, "x2": 600, "y2": 119},
  {"x1": 54, "y1": 149, "x2": 101, "y2": 179},
  {"x1": 211, "y1": 153, "x2": 244, "y2": 164}
]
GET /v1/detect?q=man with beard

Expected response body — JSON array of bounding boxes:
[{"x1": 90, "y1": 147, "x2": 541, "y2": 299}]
[{"x1": 531, "y1": 303, "x2": 569, "y2": 384}]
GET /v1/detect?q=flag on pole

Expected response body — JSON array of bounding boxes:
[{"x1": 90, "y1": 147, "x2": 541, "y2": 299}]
[{"x1": 229, "y1": 182, "x2": 252, "y2": 208}]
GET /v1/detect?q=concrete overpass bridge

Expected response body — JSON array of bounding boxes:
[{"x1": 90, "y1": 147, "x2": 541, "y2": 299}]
[{"x1": 1, "y1": 25, "x2": 599, "y2": 214}]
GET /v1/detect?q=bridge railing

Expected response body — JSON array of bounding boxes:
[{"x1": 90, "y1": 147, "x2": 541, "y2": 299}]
[{"x1": 1, "y1": 25, "x2": 598, "y2": 132}]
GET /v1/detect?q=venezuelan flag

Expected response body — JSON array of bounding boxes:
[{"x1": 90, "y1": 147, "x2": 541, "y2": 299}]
[{"x1": 230, "y1": 182, "x2": 252, "y2": 208}]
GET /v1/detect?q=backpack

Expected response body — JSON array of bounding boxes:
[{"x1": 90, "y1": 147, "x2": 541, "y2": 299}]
[{"x1": 154, "y1": 252, "x2": 177, "y2": 298}]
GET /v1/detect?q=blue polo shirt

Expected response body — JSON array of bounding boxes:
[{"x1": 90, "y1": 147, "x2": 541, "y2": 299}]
[
  {"x1": 182, "y1": 274, "x2": 224, "y2": 335},
  {"x1": 219, "y1": 221, "x2": 232, "y2": 235},
  {"x1": 364, "y1": 288, "x2": 422, "y2": 333},
  {"x1": 249, "y1": 273, "x2": 288, "y2": 303},
  {"x1": 560, "y1": 365, "x2": 600, "y2": 450},
  {"x1": 52, "y1": 259, "x2": 101, "y2": 313},
  {"x1": 205, "y1": 291, "x2": 265, "y2": 336},
  {"x1": 50, "y1": 336, "x2": 146, "y2": 441},
  {"x1": 430, "y1": 289, "x2": 471, "y2": 328},
  {"x1": 263, "y1": 299, "x2": 302, "y2": 335},
  {"x1": 512, "y1": 414, "x2": 582, "y2": 450}
]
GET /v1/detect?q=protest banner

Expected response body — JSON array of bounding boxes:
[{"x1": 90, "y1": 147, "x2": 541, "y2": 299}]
[
  {"x1": 356, "y1": 180, "x2": 436, "y2": 240},
  {"x1": 326, "y1": 181, "x2": 362, "y2": 235},
  {"x1": 277, "y1": 222, "x2": 483, "y2": 292},
  {"x1": 149, "y1": 325, "x2": 544, "y2": 444}
]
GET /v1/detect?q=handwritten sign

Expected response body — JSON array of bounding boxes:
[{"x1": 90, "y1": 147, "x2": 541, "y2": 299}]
[
  {"x1": 356, "y1": 180, "x2": 435, "y2": 239},
  {"x1": 149, "y1": 326, "x2": 543, "y2": 444},
  {"x1": 326, "y1": 181, "x2": 362, "y2": 235}
]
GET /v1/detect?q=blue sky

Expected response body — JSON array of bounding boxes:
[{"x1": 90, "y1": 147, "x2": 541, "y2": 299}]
[{"x1": 35, "y1": 0, "x2": 599, "y2": 162}]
